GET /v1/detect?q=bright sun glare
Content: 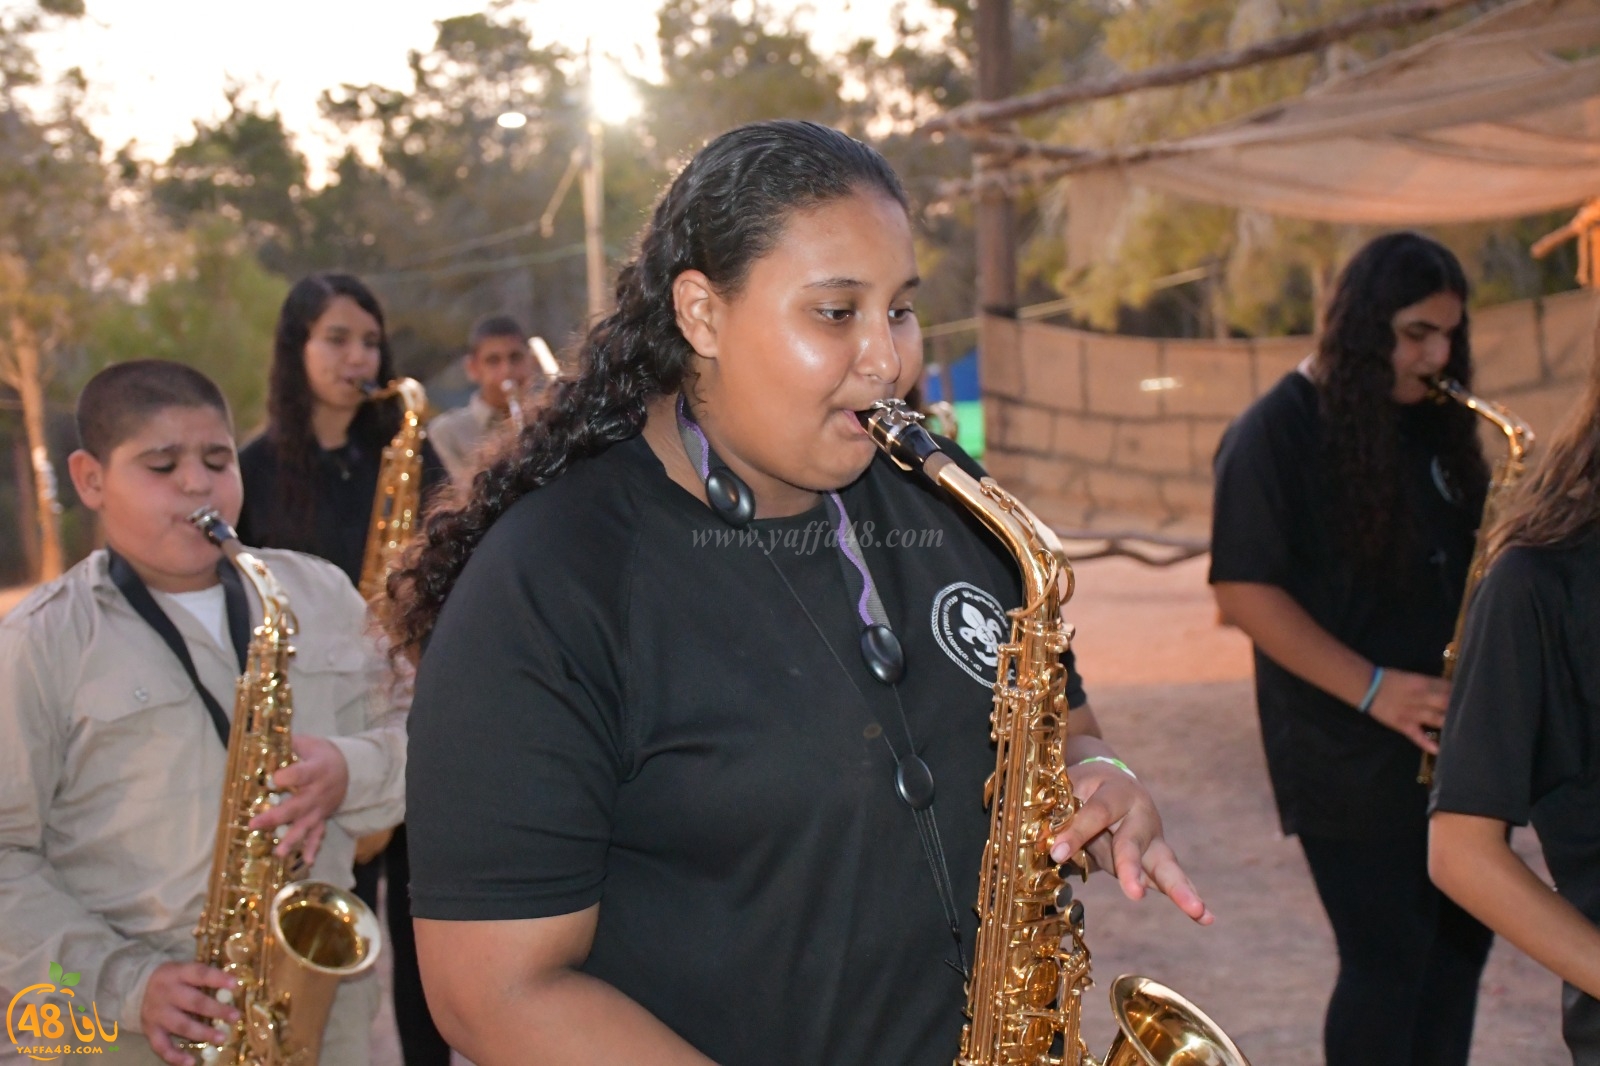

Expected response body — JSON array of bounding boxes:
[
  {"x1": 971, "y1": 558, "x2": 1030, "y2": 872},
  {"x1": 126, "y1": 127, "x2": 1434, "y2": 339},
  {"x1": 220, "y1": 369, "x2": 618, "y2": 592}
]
[
  {"x1": 590, "y1": 56, "x2": 642, "y2": 125},
  {"x1": 27, "y1": 0, "x2": 939, "y2": 170}
]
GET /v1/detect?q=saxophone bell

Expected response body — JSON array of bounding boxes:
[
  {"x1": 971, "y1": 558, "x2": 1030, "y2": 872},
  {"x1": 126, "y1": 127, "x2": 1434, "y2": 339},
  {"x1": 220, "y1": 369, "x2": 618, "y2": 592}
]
[{"x1": 1104, "y1": 976, "x2": 1251, "y2": 1066}]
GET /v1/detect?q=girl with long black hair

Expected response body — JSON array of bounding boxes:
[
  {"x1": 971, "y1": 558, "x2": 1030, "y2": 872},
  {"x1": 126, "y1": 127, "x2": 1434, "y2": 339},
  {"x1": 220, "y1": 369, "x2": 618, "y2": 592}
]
[
  {"x1": 1430, "y1": 320, "x2": 1600, "y2": 1064},
  {"x1": 390, "y1": 120, "x2": 1211, "y2": 1065},
  {"x1": 237, "y1": 273, "x2": 448, "y2": 1066},
  {"x1": 238, "y1": 273, "x2": 445, "y2": 582},
  {"x1": 1210, "y1": 232, "x2": 1494, "y2": 1065}
]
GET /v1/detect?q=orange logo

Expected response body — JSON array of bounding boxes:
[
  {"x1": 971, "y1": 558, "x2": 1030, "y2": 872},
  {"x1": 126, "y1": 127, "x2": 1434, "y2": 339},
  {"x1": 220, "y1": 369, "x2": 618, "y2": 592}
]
[{"x1": 6, "y1": 963, "x2": 118, "y2": 1061}]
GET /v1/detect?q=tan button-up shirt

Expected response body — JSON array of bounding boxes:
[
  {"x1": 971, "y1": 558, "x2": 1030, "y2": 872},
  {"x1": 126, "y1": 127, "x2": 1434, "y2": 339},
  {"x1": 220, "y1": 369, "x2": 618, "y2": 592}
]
[
  {"x1": 427, "y1": 393, "x2": 505, "y2": 483},
  {"x1": 0, "y1": 547, "x2": 406, "y2": 1045}
]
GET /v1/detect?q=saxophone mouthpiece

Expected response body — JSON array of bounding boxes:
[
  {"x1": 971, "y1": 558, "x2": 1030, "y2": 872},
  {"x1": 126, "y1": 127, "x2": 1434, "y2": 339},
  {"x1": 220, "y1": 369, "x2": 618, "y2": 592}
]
[
  {"x1": 1427, "y1": 374, "x2": 1463, "y2": 403},
  {"x1": 187, "y1": 507, "x2": 238, "y2": 547},
  {"x1": 861, "y1": 399, "x2": 943, "y2": 476}
]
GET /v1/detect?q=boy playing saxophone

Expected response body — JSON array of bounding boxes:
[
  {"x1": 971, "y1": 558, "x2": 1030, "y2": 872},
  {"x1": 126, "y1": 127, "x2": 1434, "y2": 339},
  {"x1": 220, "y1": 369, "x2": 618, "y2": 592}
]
[{"x1": 0, "y1": 361, "x2": 406, "y2": 1066}]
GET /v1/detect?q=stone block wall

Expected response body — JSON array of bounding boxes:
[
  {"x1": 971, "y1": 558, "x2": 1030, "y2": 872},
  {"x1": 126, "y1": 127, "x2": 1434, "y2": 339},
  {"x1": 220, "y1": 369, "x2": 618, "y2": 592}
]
[{"x1": 982, "y1": 289, "x2": 1599, "y2": 538}]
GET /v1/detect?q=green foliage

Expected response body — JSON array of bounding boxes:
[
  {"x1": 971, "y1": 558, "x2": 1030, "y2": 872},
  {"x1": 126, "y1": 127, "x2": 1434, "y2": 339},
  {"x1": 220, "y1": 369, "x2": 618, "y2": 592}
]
[
  {"x1": 0, "y1": 0, "x2": 82, "y2": 93},
  {"x1": 82, "y1": 218, "x2": 287, "y2": 435},
  {"x1": 646, "y1": 0, "x2": 849, "y2": 163},
  {"x1": 311, "y1": 11, "x2": 594, "y2": 376},
  {"x1": 0, "y1": 59, "x2": 107, "y2": 345},
  {"x1": 154, "y1": 90, "x2": 311, "y2": 276}
]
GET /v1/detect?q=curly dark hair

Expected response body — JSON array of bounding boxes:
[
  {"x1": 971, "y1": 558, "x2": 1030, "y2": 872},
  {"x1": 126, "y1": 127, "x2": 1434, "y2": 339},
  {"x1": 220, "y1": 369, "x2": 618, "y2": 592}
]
[
  {"x1": 266, "y1": 273, "x2": 400, "y2": 550},
  {"x1": 384, "y1": 120, "x2": 908, "y2": 658},
  {"x1": 1318, "y1": 232, "x2": 1488, "y2": 570}
]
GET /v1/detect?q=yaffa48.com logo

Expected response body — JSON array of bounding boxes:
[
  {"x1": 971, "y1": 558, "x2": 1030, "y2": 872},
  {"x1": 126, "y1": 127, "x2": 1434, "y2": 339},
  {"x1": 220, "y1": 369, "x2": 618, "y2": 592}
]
[{"x1": 6, "y1": 962, "x2": 119, "y2": 1060}]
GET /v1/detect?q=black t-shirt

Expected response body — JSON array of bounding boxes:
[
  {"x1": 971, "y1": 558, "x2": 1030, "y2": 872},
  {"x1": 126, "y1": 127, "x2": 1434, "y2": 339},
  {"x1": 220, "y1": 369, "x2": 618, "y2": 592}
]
[
  {"x1": 237, "y1": 433, "x2": 446, "y2": 585},
  {"x1": 1432, "y1": 535, "x2": 1600, "y2": 1061},
  {"x1": 1209, "y1": 371, "x2": 1479, "y2": 838},
  {"x1": 406, "y1": 431, "x2": 1087, "y2": 1066}
]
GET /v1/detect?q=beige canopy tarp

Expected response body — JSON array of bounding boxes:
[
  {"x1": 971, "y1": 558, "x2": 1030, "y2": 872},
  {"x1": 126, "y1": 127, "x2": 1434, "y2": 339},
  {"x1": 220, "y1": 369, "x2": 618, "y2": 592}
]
[{"x1": 1066, "y1": 0, "x2": 1600, "y2": 261}]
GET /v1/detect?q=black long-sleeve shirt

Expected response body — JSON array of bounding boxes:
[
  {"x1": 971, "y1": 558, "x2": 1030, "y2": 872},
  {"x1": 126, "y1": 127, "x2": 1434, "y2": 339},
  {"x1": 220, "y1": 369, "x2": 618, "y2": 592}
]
[{"x1": 237, "y1": 433, "x2": 446, "y2": 586}]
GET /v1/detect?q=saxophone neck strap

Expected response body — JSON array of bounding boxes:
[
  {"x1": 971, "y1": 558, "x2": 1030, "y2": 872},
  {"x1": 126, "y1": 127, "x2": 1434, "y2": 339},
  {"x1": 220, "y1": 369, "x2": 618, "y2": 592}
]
[
  {"x1": 674, "y1": 395, "x2": 904, "y2": 677},
  {"x1": 673, "y1": 393, "x2": 968, "y2": 980},
  {"x1": 106, "y1": 548, "x2": 249, "y2": 746}
]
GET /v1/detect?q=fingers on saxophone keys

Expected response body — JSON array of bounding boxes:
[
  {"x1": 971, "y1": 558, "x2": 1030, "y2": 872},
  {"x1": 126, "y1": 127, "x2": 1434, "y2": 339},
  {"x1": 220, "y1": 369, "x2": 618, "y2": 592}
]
[
  {"x1": 1050, "y1": 802, "x2": 1114, "y2": 863},
  {"x1": 150, "y1": 1030, "x2": 195, "y2": 1066},
  {"x1": 248, "y1": 790, "x2": 289, "y2": 831},
  {"x1": 274, "y1": 817, "x2": 311, "y2": 857},
  {"x1": 179, "y1": 987, "x2": 239, "y2": 1025}
]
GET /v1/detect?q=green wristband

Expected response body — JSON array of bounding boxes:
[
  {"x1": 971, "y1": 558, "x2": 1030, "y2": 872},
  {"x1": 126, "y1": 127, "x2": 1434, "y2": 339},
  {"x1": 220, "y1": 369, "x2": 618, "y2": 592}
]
[{"x1": 1074, "y1": 755, "x2": 1137, "y2": 781}]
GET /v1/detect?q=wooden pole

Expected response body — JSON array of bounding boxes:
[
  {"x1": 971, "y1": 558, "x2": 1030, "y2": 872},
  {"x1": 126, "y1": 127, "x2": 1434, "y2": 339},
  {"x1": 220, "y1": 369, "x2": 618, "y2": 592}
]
[
  {"x1": 12, "y1": 435, "x2": 40, "y2": 579},
  {"x1": 582, "y1": 42, "x2": 610, "y2": 321},
  {"x1": 974, "y1": 0, "x2": 1016, "y2": 319},
  {"x1": 9, "y1": 314, "x2": 63, "y2": 581}
]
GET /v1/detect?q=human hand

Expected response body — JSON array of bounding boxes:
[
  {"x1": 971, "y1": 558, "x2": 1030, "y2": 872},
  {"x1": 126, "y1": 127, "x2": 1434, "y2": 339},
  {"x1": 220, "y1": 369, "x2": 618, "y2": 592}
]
[
  {"x1": 1366, "y1": 668, "x2": 1449, "y2": 754},
  {"x1": 1048, "y1": 761, "x2": 1213, "y2": 925},
  {"x1": 139, "y1": 961, "x2": 239, "y2": 1066},
  {"x1": 248, "y1": 735, "x2": 349, "y2": 864}
]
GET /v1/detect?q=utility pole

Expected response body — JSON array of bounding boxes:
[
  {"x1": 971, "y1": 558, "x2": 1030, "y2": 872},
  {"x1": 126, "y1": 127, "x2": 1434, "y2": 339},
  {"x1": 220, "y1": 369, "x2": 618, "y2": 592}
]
[
  {"x1": 974, "y1": 0, "x2": 1017, "y2": 319},
  {"x1": 581, "y1": 41, "x2": 609, "y2": 321}
]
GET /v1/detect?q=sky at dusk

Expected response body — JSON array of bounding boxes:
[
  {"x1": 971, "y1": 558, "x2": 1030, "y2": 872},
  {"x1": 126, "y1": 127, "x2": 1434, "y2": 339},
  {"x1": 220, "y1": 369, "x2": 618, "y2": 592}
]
[{"x1": 20, "y1": 0, "x2": 944, "y2": 174}]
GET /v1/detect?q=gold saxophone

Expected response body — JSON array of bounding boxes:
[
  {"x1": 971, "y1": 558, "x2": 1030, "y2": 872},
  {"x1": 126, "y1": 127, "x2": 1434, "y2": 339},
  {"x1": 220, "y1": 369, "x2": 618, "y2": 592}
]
[
  {"x1": 1417, "y1": 375, "x2": 1535, "y2": 785},
  {"x1": 185, "y1": 508, "x2": 381, "y2": 1066},
  {"x1": 861, "y1": 401, "x2": 1251, "y2": 1066},
  {"x1": 352, "y1": 377, "x2": 428, "y2": 863},
  {"x1": 357, "y1": 378, "x2": 429, "y2": 606}
]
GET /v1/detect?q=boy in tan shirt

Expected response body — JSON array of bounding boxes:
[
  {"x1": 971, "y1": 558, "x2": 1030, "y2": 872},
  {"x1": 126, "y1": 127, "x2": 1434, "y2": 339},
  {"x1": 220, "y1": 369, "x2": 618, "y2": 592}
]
[
  {"x1": 0, "y1": 361, "x2": 406, "y2": 1066},
  {"x1": 427, "y1": 315, "x2": 534, "y2": 483}
]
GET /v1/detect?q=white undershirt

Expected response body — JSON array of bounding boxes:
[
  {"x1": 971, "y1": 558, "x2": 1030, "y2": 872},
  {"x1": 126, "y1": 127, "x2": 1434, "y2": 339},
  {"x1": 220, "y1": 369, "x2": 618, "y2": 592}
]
[{"x1": 153, "y1": 584, "x2": 229, "y2": 651}]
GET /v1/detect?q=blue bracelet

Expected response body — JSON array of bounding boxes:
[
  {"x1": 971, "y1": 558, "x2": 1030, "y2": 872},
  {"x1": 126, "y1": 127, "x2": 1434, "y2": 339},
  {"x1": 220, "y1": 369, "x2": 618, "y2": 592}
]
[{"x1": 1357, "y1": 666, "x2": 1385, "y2": 715}]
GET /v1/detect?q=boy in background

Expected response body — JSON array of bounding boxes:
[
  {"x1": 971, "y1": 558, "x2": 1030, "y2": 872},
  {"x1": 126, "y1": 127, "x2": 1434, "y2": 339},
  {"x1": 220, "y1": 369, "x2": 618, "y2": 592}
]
[
  {"x1": 0, "y1": 360, "x2": 406, "y2": 1066},
  {"x1": 428, "y1": 315, "x2": 533, "y2": 482}
]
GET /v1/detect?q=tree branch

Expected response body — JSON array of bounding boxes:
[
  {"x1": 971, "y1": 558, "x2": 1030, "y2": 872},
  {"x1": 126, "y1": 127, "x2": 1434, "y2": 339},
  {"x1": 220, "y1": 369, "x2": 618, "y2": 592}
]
[
  {"x1": 920, "y1": 0, "x2": 1493, "y2": 133},
  {"x1": 935, "y1": 137, "x2": 1196, "y2": 202}
]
